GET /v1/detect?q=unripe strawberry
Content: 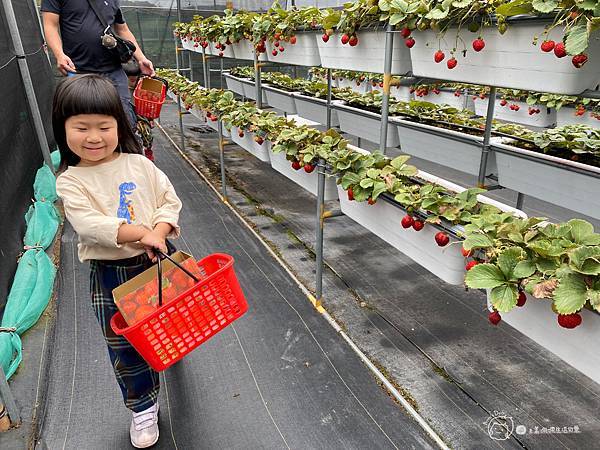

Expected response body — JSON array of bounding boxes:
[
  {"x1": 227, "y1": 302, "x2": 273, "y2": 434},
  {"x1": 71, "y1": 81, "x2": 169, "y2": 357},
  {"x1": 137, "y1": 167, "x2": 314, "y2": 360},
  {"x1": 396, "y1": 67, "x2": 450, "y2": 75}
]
[
  {"x1": 541, "y1": 40, "x2": 555, "y2": 52},
  {"x1": 461, "y1": 247, "x2": 472, "y2": 258},
  {"x1": 554, "y1": 42, "x2": 567, "y2": 58},
  {"x1": 434, "y1": 232, "x2": 450, "y2": 247},
  {"x1": 349, "y1": 35, "x2": 358, "y2": 46},
  {"x1": 291, "y1": 161, "x2": 301, "y2": 170},
  {"x1": 274, "y1": 32, "x2": 281, "y2": 40},
  {"x1": 341, "y1": 34, "x2": 350, "y2": 45},
  {"x1": 347, "y1": 188, "x2": 354, "y2": 201},
  {"x1": 447, "y1": 57, "x2": 457, "y2": 69},
  {"x1": 405, "y1": 37, "x2": 415, "y2": 48},
  {"x1": 367, "y1": 197, "x2": 376, "y2": 205},
  {"x1": 400, "y1": 27, "x2": 411, "y2": 38},
  {"x1": 488, "y1": 311, "x2": 502, "y2": 325},
  {"x1": 401, "y1": 215, "x2": 414, "y2": 229},
  {"x1": 290, "y1": 35, "x2": 297, "y2": 45},
  {"x1": 303, "y1": 163, "x2": 315, "y2": 173},
  {"x1": 516, "y1": 291, "x2": 527, "y2": 307},
  {"x1": 572, "y1": 54, "x2": 588, "y2": 68},
  {"x1": 322, "y1": 34, "x2": 330, "y2": 42},
  {"x1": 255, "y1": 136, "x2": 264, "y2": 145},
  {"x1": 412, "y1": 220, "x2": 424, "y2": 231},
  {"x1": 472, "y1": 38, "x2": 485, "y2": 52},
  {"x1": 557, "y1": 313, "x2": 582, "y2": 329},
  {"x1": 465, "y1": 260, "x2": 479, "y2": 271},
  {"x1": 434, "y1": 50, "x2": 445, "y2": 63}
]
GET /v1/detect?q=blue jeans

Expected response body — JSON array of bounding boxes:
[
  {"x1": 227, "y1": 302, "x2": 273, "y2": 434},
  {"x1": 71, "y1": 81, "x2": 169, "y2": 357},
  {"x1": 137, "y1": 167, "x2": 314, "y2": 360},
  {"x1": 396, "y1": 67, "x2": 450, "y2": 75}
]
[{"x1": 102, "y1": 68, "x2": 137, "y2": 129}]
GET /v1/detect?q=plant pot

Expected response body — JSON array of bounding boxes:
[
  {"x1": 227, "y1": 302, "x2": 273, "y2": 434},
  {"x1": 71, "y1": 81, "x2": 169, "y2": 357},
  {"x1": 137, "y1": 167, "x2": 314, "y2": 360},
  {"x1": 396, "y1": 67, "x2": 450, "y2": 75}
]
[
  {"x1": 230, "y1": 39, "x2": 268, "y2": 61},
  {"x1": 262, "y1": 84, "x2": 297, "y2": 114},
  {"x1": 337, "y1": 162, "x2": 525, "y2": 284},
  {"x1": 556, "y1": 107, "x2": 600, "y2": 128},
  {"x1": 317, "y1": 30, "x2": 412, "y2": 74},
  {"x1": 487, "y1": 292, "x2": 600, "y2": 385},
  {"x1": 266, "y1": 32, "x2": 321, "y2": 66},
  {"x1": 390, "y1": 118, "x2": 495, "y2": 176},
  {"x1": 414, "y1": 89, "x2": 475, "y2": 111},
  {"x1": 239, "y1": 79, "x2": 268, "y2": 104},
  {"x1": 474, "y1": 98, "x2": 556, "y2": 127},
  {"x1": 293, "y1": 93, "x2": 339, "y2": 127},
  {"x1": 410, "y1": 21, "x2": 600, "y2": 95},
  {"x1": 224, "y1": 73, "x2": 246, "y2": 96},
  {"x1": 371, "y1": 84, "x2": 412, "y2": 102},
  {"x1": 333, "y1": 101, "x2": 400, "y2": 148},
  {"x1": 231, "y1": 126, "x2": 271, "y2": 162},
  {"x1": 492, "y1": 139, "x2": 600, "y2": 219},
  {"x1": 209, "y1": 42, "x2": 235, "y2": 59},
  {"x1": 181, "y1": 38, "x2": 196, "y2": 51},
  {"x1": 337, "y1": 78, "x2": 371, "y2": 95},
  {"x1": 269, "y1": 151, "x2": 338, "y2": 201}
]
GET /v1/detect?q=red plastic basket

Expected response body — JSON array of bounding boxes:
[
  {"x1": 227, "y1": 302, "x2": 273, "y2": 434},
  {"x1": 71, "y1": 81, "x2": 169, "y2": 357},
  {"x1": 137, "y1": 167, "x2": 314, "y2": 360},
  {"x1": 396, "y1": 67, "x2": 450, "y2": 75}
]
[
  {"x1": 110, "y1": 253, "x2": 248, "y2": 371},
  {"x1": 133, "y1": 76, "x2": 167, "y2": 120}
]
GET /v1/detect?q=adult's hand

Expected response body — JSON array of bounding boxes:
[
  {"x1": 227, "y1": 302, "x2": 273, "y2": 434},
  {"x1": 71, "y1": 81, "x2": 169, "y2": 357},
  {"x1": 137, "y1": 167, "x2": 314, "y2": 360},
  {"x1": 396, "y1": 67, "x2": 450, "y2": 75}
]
[
  {"x1": 138, "y1": 58, "x2": 155, "y2": 77},
  {"x1": 57, "y1": 53, "x2": 76, "y2": 76}
]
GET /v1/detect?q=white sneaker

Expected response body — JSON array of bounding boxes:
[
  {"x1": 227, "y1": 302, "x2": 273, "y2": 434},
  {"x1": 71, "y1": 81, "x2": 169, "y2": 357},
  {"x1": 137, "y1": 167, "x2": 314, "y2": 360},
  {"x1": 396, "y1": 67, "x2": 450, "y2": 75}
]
[{"x1": 130, "y1": 403, "x2": 159, "y2": 448}]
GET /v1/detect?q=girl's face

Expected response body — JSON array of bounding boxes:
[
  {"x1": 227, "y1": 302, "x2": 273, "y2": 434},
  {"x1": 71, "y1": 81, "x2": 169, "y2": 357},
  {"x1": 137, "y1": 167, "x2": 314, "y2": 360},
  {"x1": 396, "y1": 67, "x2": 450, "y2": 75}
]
[{"x1": 65, "y1": 114, "x2": 119, "y2": 166}]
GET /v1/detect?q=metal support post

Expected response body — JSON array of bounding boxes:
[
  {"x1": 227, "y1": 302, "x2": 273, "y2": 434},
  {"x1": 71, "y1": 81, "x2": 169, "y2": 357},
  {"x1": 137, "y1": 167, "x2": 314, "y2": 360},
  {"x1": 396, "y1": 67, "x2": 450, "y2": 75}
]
[
  {"x1": 202, "y1": 46, "x2": 210, "y2": 89},
  {"x1": 188, "y1": 50, "x2": 194, "y2": 82},
  {"x1": 0, "y1": 366, "x2": 20, "y2": 427},
  {"x1": 220, "y1": 57, "x2": 224, "y2": 89},
  {"x1": 174, "y1": 35, "x2": 186, "y2": 152},
  {"x1": 379, "y1": 23, "x2": 394, "y2": 155},
  {"x1": 217, "y1": 120, "x2": 228, "y2": 200},
  {"x1": 2, "y1": 0, "x2": 53, "y2": 172},
  {"x1": 477, "y1": 86, "x2": 497, "y2": 188},
  {"x1": 516, "y1": 192, "x2": 525, "y2": 210},
  {"x1": 255, "y1": 50, "x2": 263, "y2": 108},
  {"x1": 326, "y1": 68, "x2": 332, "y2": 129}
]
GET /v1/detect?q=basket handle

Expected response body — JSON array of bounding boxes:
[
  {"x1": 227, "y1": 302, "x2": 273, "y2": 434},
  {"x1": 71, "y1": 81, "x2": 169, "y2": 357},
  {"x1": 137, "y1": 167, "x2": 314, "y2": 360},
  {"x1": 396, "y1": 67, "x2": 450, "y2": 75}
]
[{"x1": 155, "y1": 249, "x2": 199, "y2": 306}]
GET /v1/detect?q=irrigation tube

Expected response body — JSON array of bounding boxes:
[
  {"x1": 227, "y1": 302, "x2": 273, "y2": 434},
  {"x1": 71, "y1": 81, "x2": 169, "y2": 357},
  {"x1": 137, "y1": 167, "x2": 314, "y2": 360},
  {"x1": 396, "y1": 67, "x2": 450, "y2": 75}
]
[{"x1": 158, "y1": 123, "x2": 449, "y2": 450}]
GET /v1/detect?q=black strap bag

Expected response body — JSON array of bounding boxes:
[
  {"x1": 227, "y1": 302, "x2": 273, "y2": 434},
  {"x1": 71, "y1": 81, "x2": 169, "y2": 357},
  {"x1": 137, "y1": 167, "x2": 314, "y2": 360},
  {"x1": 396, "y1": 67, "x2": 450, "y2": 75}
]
[{"x1": 86, "y1": 0, "x2": 137, "y2": 64}]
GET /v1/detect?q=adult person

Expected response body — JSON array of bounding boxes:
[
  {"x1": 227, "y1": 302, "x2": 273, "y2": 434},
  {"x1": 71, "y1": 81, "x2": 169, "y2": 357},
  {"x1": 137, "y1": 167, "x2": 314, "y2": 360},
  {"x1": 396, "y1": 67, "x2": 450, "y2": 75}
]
[{"x1": 41, "y1": 0, "x2": 155, "y2": 128}]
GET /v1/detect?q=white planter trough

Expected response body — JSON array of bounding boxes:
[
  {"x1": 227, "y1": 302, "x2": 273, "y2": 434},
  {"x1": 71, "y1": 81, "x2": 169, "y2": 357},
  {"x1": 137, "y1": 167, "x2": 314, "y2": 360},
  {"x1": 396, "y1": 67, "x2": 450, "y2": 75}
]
[
  {"x1": 556, "y1": 107, "x2": 600, "y2": 128},
  {"x1": 338, "y1": 152, "x2": 525, "y2": 285},
  {"x1": 230, "y1": 39, "x2": 268, "y2": 61},
  {"x1": 415, "y1": 89, "x2": 475, "y2": 111},
  {"x1": 390, "y1": 118, "x2": 496, "y2": 176},
  {"x1": 266, "y1": 32, "x2": 321, "y2": 67},
  {"x1": 180, "y1": 38, "x2": 196, "y2": 52},
  {"x1": 262, "y1": 85, "x2": 297, "y2": 114},
  {"x1": 337, "y1": 78, "x2": 371, "y2": 95},
  {"x1": 492, "y1": 139, "x2": 600, "y2": 219},
  {"x1": 474, "y1": 98, "x2": 556, "y2": 127},
  {"x1": 230, "y1": 126, "x2": 271, "y2": 162},
  {"x1": 224, "y1": 74, "x2": 245, "y2": 96},
  {"x1": 189, "y1": 106, "x2": 206, "y2": 123},
  {"x1": 333, "y1": 102, "x2": 400, "y2": 148},
  {"x1": 209, "y1": 42, "x2": 235, "y2": 59},
  {"x1": 269, "y1": 150, "x2": 338, "y2": 201},
  {"x1": 317, "y1": 30, "x2": 412, "y2": 74},
  {"x1": 293, "y1": 93, "x2": 339, "y2": 127},
  {"x1": 487, "y1": 293, "x2": 600, "y2": 386},
  {"x1": 205, "y1": 119, "x2": 231, "y2": 138},
  {"x1": 240, "y1": 79, "x2": 268, "y2": 104},
  {"x1": 372, "y1": 84, "x2": 412, "y2": 102},
  {"x1": 410, "y1": 21, "x2": 600, "y2": 95}
]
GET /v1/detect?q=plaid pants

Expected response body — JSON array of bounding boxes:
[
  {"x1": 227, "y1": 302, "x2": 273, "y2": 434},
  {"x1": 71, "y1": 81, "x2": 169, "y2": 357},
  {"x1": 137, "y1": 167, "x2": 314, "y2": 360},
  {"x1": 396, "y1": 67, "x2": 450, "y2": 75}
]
[{"x1": 90, "y1": 253, "x2": 160, "y2": 413}]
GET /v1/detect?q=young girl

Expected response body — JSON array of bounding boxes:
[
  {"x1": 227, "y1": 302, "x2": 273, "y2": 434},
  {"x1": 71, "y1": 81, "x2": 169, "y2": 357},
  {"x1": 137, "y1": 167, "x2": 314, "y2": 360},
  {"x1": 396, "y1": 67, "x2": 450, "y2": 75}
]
[{"x1": 54, "y1": 74, "x2": 182, "y2": 448}]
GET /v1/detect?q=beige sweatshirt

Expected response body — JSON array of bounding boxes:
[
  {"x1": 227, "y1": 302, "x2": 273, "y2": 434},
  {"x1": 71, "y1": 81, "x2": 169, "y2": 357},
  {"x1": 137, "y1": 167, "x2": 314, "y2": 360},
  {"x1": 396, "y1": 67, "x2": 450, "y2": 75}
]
[{"x1": 56, "y1": 153, "x2": 182, "y2": 262}]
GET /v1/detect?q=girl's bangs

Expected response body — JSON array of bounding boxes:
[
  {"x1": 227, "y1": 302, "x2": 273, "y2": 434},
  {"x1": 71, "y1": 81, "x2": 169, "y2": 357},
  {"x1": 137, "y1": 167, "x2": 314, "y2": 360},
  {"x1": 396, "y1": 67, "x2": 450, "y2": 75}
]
[{"x1": 59, "y1": 76, "x2": 122, "y2": 118}]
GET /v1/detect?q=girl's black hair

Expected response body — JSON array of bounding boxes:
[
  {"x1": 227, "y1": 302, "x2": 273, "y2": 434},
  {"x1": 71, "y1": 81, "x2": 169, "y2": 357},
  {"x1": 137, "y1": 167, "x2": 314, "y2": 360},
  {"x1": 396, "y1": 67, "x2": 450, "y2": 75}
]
[{"x1": 52, "y1": 74, "x2": 141, "y2": 168}]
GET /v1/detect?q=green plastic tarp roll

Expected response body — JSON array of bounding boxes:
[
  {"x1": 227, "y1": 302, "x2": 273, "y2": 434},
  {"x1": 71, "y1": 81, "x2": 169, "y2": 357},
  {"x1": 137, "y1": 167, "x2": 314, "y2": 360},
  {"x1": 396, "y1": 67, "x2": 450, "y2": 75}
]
[{"x1": 0, "y1": 156, "x2": 61, "y2": 379}]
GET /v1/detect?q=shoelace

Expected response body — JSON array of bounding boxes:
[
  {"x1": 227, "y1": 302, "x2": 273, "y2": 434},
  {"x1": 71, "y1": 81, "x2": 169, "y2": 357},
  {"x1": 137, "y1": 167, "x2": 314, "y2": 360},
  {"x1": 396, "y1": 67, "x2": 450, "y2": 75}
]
[{"x1": 133, "y1": 408, "x2": 158, "y2": 431}]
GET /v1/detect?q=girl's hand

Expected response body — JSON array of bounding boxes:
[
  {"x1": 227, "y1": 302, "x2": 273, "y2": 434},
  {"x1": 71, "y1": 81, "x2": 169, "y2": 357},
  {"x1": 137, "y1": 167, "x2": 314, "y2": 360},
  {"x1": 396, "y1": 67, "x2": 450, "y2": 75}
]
[{"x1": 140, "y1": 230, "x2": 167, "y2": 262}]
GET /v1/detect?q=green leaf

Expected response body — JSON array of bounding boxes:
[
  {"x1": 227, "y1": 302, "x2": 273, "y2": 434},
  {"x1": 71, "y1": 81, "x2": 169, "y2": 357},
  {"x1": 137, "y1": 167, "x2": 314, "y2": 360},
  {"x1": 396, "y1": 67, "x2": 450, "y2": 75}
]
[
  {"x1": 565, "y1": 25, "x2": 590, "y2": 56},
  {"x1": 553, "y1": 274, "x2": 588, "y2": 314},
  {"x1": 360, "y1": 178, "x2": 374, "y2": 188},
  {"x1": 536, "y1": 258, "x2": 560, "y2": 274},
  {"x1": 425, "y1": 6, "x2": 449, "y2": 19},
  {"x1": 372, "y1": 181, "x2": 388, "y2": 199},
  {"x1": 568, "y1": 246, "x2": 600, "y2": 275},
  {"x1": 389, "y1": 13, "x2": 406, "y2": 25},
  {"x1": 531, "y1": 0, "x2": 558, "y2": 13},
  {"x1": 462, "y1": 233, "x2": 494, "y2": 250},
  {"x1": 465, "y1": 264, "x2": 506, "y2": 289},
  {"x1": 578, "y1": 0, "x2": 597, "y2": 10},
  {"x1": 569, "y1": 219, "x2": 600, "y2": 245},
  {"x1": 495, "y1": 0, "x2": 534, "y2": 16},
  {"x1": 490, "y1": 285, "x2": 518, "y2": 312},
  {"x1": 451, "y1": 0, "x2": 473, "y2": 7},
  {"x1": 497, "y1": 247, "x2": 523, "y2": 280},
  {"x1": 513, "y1": 260, "x2": 536, "y2": 279}
]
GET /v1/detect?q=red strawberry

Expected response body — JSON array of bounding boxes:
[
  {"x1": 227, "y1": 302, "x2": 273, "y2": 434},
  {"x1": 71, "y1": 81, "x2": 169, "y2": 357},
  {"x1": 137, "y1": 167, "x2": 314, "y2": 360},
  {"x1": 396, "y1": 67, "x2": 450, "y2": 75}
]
[
  {"x1": 400, "y1": 27, "x2": 411, "y2": 38},
  {"x1": 434, "y1": 50, "x2": 445, "y2": 63},
  {"x1": 279, "y1": 46, "x2": 284, "y2": 52},
  {"x1": 290, "y1": 35, "x2": 297, "y2": 45},
  {"x1": 274, "y1": 32, "x2": 281, "y2": 40},
  {"x1": 465, "y1": 260, "x2": 479, "y2": 271},
  {"x1": 472, "y1": 38, "x2": 485, "y2": 52},
  {"x1": 516, "y1": 291, "x2": 527, "y2": 307},
  {"x1": 401, "y1": 215, "x2": 414, "y2": 229},
  {"x1": 447, "y1": 57, "x2": 457, "y2": 69},
  {"x1": 238, "y1": 130, "x2": 244, "y2": 138},
  {"x1": 273, "y1": 41, "x2": 280, "y2": 47},
  {"x1": 367, "y1": 197, "x2": 376, "y2": 205},
  {"x1": 554, "y1": 42, "x2": 567, "y2": 58},
  {"x1": 291, "y1": 161, "x2": 301, "y2": 170},
  {"x1": 435, "y1": 232, "x2": 450, "y2": 247},
  {"x1": 349, "y1": 35, "x2": 358, "y2": 47},
  {"x1": 255, "y1": 136, "x2": 264, "y2": 145},
  {"x1": 341, "y1": 34, "x2": 350, "y2": 45},
  {"x1": 488, "y1": 311, "x2": 502, "y2": 325},
  {"x1": 405, "y1": 37, "x2": 415, "y2": 48},
  {"x1": 461, "y1": 247, "x2": 472, "y2": 258},
  {"x1": 272, "y1": 49, "x2": 278, "y2": 56},
  {"x1": 347, "y1": 188, "x2": 354, "y2": 201},
  {"x1": 541, "y1": 40, "x2": 555, "y2": 52},
  {"x1": 557, "y1": 313, "x2": 582, "y2": 329},
  {"x1": 412, "y1": 220, "x2": 424, "y2": 231},
  {"x1": 218, "y1": 51, "x2": 224, "y2": 57},
  {"x1": 303, "y1": 163, "x2": 315, "y2": 173},
  {"x1": 572, "y1": 54, "x2": 588, "y2": 68},
  {"x1": 322, "y1": 34, "x2": 330, "y2": 43},
  {"x1": 500, "y1": 99, "x2": 508, "y2": 106}
]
